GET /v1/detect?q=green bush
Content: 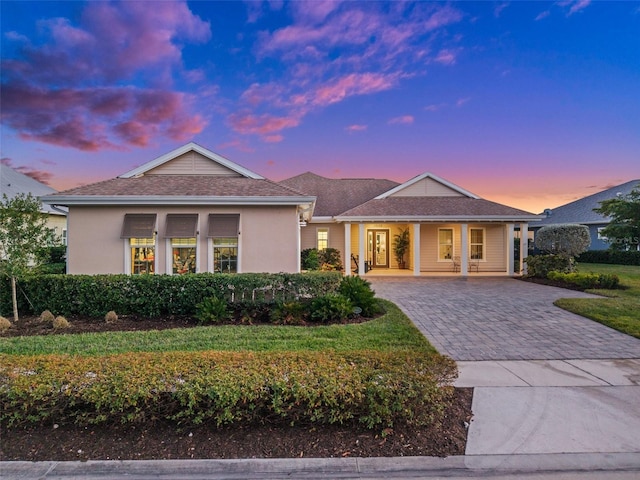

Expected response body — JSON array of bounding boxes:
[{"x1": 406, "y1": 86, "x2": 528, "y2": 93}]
[
  {"x1": 269, "y1": 300, "x2": 308, "y2": 325},
  {"x1": 0, "y1": 272, "x2": 343, "y2": 319},
  {"x1": 338, "y1": 276, "x2": 381, "y2": 317},
  {"x1": 577, "y1": 250, "x2": 640, "y2": 266},
  {"x1": 0, "y1": 351, "x2": 457, "y2": 429},
  {"x1": 301, "y1": 248, "x2": 320, "y2": 270},
  {"x1": 195, "y1": 296, "x2": 230, "y2": 324},
  {"x1": 547, "y1": 271, "x2": 620, "y2": 290},
  {"x1": 525, "y1": 254, "x2": 574, "y2": 278},
  {"x1": 310, "y1": 294, "x2": 353, "y2": 323}
]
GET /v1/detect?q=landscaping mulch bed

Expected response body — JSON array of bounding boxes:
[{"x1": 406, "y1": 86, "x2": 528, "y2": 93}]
[{"x1": 1, "y1": 315, "x2": 473, "y2": 460}]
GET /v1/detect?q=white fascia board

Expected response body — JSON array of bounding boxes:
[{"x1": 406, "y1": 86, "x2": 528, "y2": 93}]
[
  {"x1": 307, "y1": 216, "x2": 335, "y2": 223},
  {"x1": 335, "y1": 214, "x2": 543, "y2": 223},
  {"x1": 375, "y1": 172, "x2": 480, "y2": 199},
  {"x1": 119, "y1": 142, "x2": 264, "y2": 179},
  {"x1": 41, "y1": 195, "x2": 316, "y2": 207}
]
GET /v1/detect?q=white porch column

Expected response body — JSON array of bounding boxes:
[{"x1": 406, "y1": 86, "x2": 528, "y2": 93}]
[
  {"x1": 519, "y1": 222, "x2": 528, "y2": 275},
  {"x1": 460, "y1": 224, "x2": 468, "y2": 276},
  {"x1": 358, "y1": 224, "x2": 366, "y2": 276},
  {"x1": 507, "y1": 223, "x2": 515, "y2": 276},
  {"x1": 344, "y1": 223, "x2": 352, "y2": 276},
  {"x1": 412, "y1": 223, "x2": 421, "y2": 276}
]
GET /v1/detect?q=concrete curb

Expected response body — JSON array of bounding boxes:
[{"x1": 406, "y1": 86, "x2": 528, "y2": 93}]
[{"x1": 3, "y1": 453, "x2": 640, "y2": 479}]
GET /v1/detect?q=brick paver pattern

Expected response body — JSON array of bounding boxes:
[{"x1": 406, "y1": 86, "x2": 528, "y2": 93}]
[{"x1": 369, "y1": 277, "x2": 640, "y2": 361}]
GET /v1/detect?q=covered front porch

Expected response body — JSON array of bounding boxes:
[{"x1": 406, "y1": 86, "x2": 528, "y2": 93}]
[{"x1": 343, "y1": 222, "x2": 529, "y2": 277}]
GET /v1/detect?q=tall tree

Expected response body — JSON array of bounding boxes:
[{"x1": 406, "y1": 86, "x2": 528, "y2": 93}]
[
  {"x1": 0, "y1": 193, "x2": 54, "y2": 322},
  {"x1": 594, "y1": 186, "x2": 640, "y2": 251}
]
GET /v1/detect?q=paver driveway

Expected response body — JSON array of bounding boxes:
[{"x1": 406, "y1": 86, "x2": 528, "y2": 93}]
[{"x1": 369, "y1": 277, "x2": 640, "y2": 361}]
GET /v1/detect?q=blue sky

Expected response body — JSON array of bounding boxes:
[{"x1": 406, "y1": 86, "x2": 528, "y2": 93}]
[{"x1": 1, "y1": 0, "x2": 639, "y2": 213}]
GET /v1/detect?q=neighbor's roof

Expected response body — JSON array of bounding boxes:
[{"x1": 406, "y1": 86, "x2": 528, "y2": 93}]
[
  {"x1": 0, "y1": 164, "x2": 66, "y2": 216},
  {"x1": 336, "y1": 196, "x2": 540, "y2": 222},
  {"x1": 279, "y1": 172, "x2": 399, "y2": 217},
  {"x1": 42, "y1": 176, "x2": 315, "y2": 207},
  {"x1": 534, "y1": 179, "x2": 640, "y2": 227}
]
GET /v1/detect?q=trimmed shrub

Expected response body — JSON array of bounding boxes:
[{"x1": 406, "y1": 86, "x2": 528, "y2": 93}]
[
  {"x1": 0, "y1": 350, "x2": 457, "y2": 429},
  {"x1": 547, "y1": 271, "x2": 621, "y2": 290},
  {"x1": 310, "y1": 294, "x2": 353, "y2": 323},
  {"x1": 40, "y1": 310, "x2": 55, "y2": 324},
  {"x1": 104, "y1": 311, "x2": 118, "y2": 323},
  {"x1": 577, "y1": 250, "x2": 640, "y2": 266},
  {"x1": 338, "y1": 276, "x2": 381, "y2": 317},
  {"x1": 525, "y1": 254, "x2": 574, "y2": 278},
  {"x1": 535, "y1": 224, "x2": 590, "y2": 257},
  {"x1": 301, "y1": 248, "x2": 343, "y2": 272},
  {"x1": 0, "y1": 316, "x2": 11, "y2": 333},
  {"x1": 0, "y1": 272, "x2": 343, "y2": 318},
  {"x1": 301, "y1": 248, "x2": 320, "y2": 270},
  {"x1": 52, "y1": 316, "x2": 69, "y2": 330}
]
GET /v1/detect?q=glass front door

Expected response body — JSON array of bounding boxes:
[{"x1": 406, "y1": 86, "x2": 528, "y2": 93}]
[{"x1": 367, "y1": 229, "x2": 389, "y2": 268}]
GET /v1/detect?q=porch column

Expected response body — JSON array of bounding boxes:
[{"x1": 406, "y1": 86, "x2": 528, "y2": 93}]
[
  {"x1": 344, "y1": 223, "x2": 352, "y2": 276},
  {"x1": 506, "y1": 223, "x2": 515, "y2": 276},
  {"x1": 413, "y1": 223, "x2": 421, "y2": 276},
  {"x1": 519, "y1": 222, "x2": 528, "y2": 275},
  {"x1": 358, "y1": 223, "x2": 366, "y2": 276},
  {"x1": 460, "y1": 224, "x2": 468, "y2": 276}
]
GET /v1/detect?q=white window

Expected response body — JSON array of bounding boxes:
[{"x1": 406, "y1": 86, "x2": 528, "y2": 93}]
[
  {"x1": 317, "y1": 228, "x2": 329, "y2": 251},
  {"x1": 62, "y1": 229, "x2": 67, "y2": 246},
  {"x1": 438, "y1": 228, "x2": 454, "y2": 260},
  {"x1": 171, "y1": 238, "x2": 197, "y2": 274},
  {"x1": 130, "y1": 237, "x2": 156, "y2": 275},
  {"x1": 208, "y1": 214, "x2": 240, "y2": 274},
  {"x1": 597, "y1": 227, "x2": 608, "y2": 241},
  {"x1": 470, "y1": 228, "x2": 485, "y2": 260}
]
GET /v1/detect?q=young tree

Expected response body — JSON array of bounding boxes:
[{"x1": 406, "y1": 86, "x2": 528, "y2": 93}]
[
  {"x1": 594, "y1": 186, "x2": 640, "y2": 251},
  {"x1": 0, "y1": 193, "x2": 54, "y2": 322}
]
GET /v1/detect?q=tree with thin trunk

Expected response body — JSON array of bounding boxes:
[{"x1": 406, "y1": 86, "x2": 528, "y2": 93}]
[
  {"x1": 594, "y1": 186, "x2": 640, "y2": 251},
  {"x1": 0, "y1": 193, "x2": 54, "y2": 322}
]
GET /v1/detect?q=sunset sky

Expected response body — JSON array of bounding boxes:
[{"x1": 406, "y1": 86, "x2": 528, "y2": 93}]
[{"x1": 1, "y1": 0, "x2": 638, "y2": 214}]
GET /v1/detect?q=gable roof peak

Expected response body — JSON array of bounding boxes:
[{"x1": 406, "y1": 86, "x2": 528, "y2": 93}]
[
  {"x1": 118, "y1": 142, "x2": 264, "y2": 180},
  {"x1": 375, "y1": 172, "x2": 480, "y2": 199}
]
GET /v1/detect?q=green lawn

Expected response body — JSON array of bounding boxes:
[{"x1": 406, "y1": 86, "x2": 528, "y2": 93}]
[
  {"x1": 554, "y1": 263, "x2": 640, "y2": 338},
  {"x1": 0, "y1": 300, "x2": 434, "y2": 356}
]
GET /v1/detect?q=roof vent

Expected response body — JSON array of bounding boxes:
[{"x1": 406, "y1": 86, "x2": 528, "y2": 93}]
[
  {"x1": 543, "y1": 208, "x2": 552, "y2": 217},
  {"x1": 616, "y1": 192, "x2": 623, "y2": 197}
]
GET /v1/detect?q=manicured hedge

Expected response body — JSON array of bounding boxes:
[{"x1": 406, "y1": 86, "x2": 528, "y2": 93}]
[
  {"x1": 0, "y1": 272, "x2": 342, "y2": 318},
  {"x1": 0, "y1": 350, "x2": 457, "y2": 429},
  {"x1": 577, "y1": 250, "x2": 640, "y2": 266},
  {"x1": 547, "y1": 271, "x2": 620, "y2": 290}
]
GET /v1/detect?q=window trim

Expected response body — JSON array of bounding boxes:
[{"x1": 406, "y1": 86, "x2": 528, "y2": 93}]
[
  {"x1": 438, "y1": 228, "x2": 454, "y2": 261},
  {"x1": 127, "y1": 236, "x2": 156, "y2": 275},
  {"x1": 167, "y1": 237, "x2": 198, "y2": 275},
  {"x1": 316, "y1": 228, "x2": 329, "y2": 251}
]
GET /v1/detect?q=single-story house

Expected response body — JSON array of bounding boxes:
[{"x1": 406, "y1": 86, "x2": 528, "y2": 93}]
[
  {"x1": 42, "y1": 142, "x2": 540, "y2": 276},
  {"x1": 1, "y1": 164, "x2": 68, "y2": 243},
  {"x1": 529, "y1": 179, "x2": 640, "y2": 251},
  {"x1": 280, "y1": 172, "x2": 540, "y2": 276}
]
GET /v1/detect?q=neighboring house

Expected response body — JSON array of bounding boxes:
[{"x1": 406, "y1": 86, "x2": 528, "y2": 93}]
[
  {"x1": 42, "y1": 142, "x2": 540, "y2": 277},
  {"x1": 530, "y1": 180, "x2": 640, "y2": 251},
  {"x1": 0, "y1": 164, "x2": 68, "y2": 243},
  {"x1": 41, "y1": 143, "x2": 315, "y2": 275},
  {"x1": 281, "y1": 172, "x2": 540, "y2": 276}
]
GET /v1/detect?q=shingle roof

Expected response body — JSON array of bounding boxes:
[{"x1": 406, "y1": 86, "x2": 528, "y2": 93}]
[
  {"x1": 535, "y1": 179, "x2": 640, "y2": 226},
  {"x1": 1, "y1": 165, "x2": 64, "y2": 215},
  {"x1": 42, "y1": 176, "x2": 314, "y2": 208},
  {"x1": 279, "y1": 172, "x2": 399, "y2": 216},
  {"x1": 336, "y1": 196, "x2": 539, "y2": 221}
]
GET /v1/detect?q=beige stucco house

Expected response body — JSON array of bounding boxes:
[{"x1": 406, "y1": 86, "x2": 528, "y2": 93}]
[
  {"x1": 42, "y1": 143, "x2": 315, "y2": 275},
  {"x1": 43, "y1": 142, "x2": 540, "y2": 276}
]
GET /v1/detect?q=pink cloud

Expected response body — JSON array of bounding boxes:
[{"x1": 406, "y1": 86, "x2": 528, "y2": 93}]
[
  {"x1": 346, "y1": 124, "x2": 367, "y2": 132},
  {"x1": 456, "y1": 97, "x2": 471, "y2": 107},
  {"x1": 388, "y1": 115, "x2": 414, "y2": 125},
  {"x1": 535, "y1": 10, "x2": 551, "y2": 21},
  {"x1": 558, "y1": 0, "x2": 591, "y2": 16},
  {"x1": 1, "y1": 1, "x2": 210, "y2": 151},
  {"x1": 228, "y1": 111, "x2": 300, "y2": 141},
  {"x1": 434, "y1": 49, "x2": 457, "y2": 65},
  {"x1": 312, "y1": 73, "x2": 399, "y2": 106}
]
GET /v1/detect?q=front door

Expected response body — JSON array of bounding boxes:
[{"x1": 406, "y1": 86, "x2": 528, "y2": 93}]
[{"x1": 368, "y1": 229, "x2": 389, "y2": 268}]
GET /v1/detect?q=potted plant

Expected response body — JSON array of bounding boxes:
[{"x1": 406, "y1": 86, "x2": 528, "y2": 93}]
[{"x1": 393, "y1": 227, "x2": 410, "y2": 269}]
